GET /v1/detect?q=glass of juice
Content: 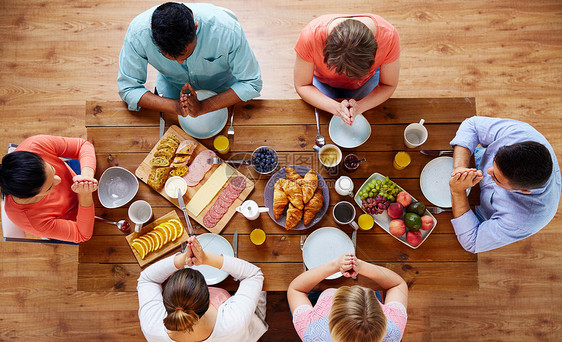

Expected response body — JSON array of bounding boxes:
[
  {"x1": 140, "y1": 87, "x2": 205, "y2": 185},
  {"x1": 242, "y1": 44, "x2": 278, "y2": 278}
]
[
  {"x1": 358, "y1": 214, "x2": 375, "y2": 230},
  {"x1": 393, "y1": 151, "x2": 411, "y2": 170},
  {"x1": 250, "y1": 228, "x2": 266, "y2": 245},
  {"x1": 213, "y1": 135, "x2": 230, "y2": 154}
]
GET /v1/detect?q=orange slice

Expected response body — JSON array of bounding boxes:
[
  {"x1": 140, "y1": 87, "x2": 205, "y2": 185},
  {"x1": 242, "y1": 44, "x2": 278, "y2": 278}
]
[
  {"x1": 141, "y1": 234, "x2": 156, "y2": 252},
  {"x1": 131, "y1": 241, "x2": 146, "y2": 259},
  {"x1": 168, "y1": 219, "x2": 184, "y2": 241},
  {"x1": 134, "y1": 237, "x2": 150, "y2": 254},
  {"x1": 156, "y1": 224, "x2": 171, "y2": 244},
  {"x1": 148, "y1": 231, "x2": 163, "y2": 250},
  {"x1": 154, "y1": 228, "x2": 167, "y2": 246},
  {"x1": 160, "y1": 223, "x2": 176, "y2": 242}
]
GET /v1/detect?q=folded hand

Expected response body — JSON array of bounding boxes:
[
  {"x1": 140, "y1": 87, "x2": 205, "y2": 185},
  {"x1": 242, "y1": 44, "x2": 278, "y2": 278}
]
[{"x1": 179, "y1": 83, "x2": 203, "y2": 118}]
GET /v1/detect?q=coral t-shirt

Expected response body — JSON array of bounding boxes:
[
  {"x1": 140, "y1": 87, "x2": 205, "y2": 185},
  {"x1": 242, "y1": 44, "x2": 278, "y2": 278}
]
[{"x1": 295, "y1": 14, "x2": 400, "y2": 89}]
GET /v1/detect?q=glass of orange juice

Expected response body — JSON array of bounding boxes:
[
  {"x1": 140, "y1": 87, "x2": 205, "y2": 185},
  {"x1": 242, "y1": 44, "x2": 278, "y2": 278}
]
[
  {"x1": 393, "y1": 151, "x2": 411, "y2": 170},
  {"x1": 358, "y1": 214, "x2": 374, "y2": 230},
  {"x1": 250, "y1": 228, "x2": 266, "y2": 245},
  {"x1": 213, "y1": 135, "x2": 230, "y2": 154}
]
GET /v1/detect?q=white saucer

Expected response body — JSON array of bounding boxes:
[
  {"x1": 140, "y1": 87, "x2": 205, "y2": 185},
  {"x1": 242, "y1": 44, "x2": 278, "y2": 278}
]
[{"x1": 302, "y1": 227, "x2": 354, "y2": 279}]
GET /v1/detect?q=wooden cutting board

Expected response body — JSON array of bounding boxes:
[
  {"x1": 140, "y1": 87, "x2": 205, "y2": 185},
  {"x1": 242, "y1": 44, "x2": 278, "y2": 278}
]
[
  {"x1": 126, "y1": 210, "x2": 188, "y2": 267},
  {"x1": 135, "y1": 125, "x2": 254, "y2": 234}
]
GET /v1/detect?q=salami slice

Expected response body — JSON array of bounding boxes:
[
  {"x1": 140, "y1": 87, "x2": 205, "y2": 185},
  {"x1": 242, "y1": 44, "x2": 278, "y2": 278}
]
[
  {"x1": 230, "y1": 176, "x2": 246, "y2": 191},
  {"x1": 203, "y1": 215, "x2": 218, "y2": 228}
]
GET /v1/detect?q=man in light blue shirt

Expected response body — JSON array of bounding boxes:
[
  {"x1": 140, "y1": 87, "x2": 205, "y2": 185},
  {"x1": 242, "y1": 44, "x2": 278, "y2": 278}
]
[
  {"x1": 448, "y1": 116, "x2": 561, "y2": 253},
  {"x1": 118, "y1": 2, "x2": 262, "y2": 117}
]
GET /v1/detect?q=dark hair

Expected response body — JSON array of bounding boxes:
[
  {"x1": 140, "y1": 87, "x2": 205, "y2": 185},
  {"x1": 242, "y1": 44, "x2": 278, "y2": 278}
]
[
  {"x1": 0, "y1": 151, "x2": 46, "y2": 199},
  {"x1": 162, "y1": 268, "x2": 209, "y2": 332},
  {"x1": 151, "y1": 2, "x2": 196, "y2": 58},
  {"x1": 323, "y1": 19, "x2": 377, "y2": 80},
  {"x1": 494, "y1": 141, "x2": 553, "y2": 189}
]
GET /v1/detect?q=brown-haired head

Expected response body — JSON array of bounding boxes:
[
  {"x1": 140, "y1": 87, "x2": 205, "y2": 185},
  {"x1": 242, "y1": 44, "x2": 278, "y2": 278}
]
[
  {"x1": 329, "y1": 286, "x2": 387, "y2": 342},
  {"x1": 162, "y1": 268, "x2": 210, "y2": 332},
  {"x1": 323, "y1": 19, "x2": 377, "y2": 80}
]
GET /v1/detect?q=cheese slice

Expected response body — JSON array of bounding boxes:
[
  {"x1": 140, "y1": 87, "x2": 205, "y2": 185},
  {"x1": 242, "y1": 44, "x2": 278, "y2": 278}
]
[{"x1": 186, "y1": 163, "x2": 235, "y2": 217}]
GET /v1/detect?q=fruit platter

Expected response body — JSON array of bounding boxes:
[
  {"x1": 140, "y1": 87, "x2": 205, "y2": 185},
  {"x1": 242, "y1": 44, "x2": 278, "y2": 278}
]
[{"x1": 354, "y1": 173, "x2": 437, "y2": 249}]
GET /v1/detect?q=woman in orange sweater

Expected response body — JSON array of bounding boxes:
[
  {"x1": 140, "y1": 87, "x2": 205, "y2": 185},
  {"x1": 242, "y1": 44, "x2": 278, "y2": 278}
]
[{"x1": 0, "y1": 135, "x2": 98, "y2": 243}]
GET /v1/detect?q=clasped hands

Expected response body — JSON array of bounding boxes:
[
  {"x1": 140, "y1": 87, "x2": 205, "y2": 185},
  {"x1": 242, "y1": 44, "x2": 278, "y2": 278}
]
[
  {"x1": 335, "y1": 99, "x2": 362, "y2": 126},
  {"x1": 71, "y1": 174, "x2": 98, "y2": 194},
  {"x1": 449, "y1": 167, "x2": 483, "y2": 194},
  {"x1": 178, "y1": 83, "x2": 203, "y2": 118},
  {"x1": 182, "y1": 236, "x2": 207, "y2": 267},
  {"x1": 333, "y1": 253, "x2": 360, "y2": 278}
]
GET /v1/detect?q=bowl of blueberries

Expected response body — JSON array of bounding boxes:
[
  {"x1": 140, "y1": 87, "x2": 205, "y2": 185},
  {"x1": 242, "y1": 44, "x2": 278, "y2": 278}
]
[{"x1": 251, "y1": 146, "x2": 279, "y2": 175}]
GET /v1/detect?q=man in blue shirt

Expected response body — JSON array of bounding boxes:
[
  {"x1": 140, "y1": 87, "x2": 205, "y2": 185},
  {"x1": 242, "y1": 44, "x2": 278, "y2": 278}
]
[
  {"x1": 448, "y1": 116, "x2": 561, "y2": 253},
  {"x1": 118, "y1": 2, "x2": 262, "y2": 117}
]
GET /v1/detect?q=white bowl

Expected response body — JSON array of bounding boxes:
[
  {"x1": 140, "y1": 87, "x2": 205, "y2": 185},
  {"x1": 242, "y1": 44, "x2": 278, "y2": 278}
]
[
  {"x1": 329, "y1": 114, "x2": 372, "y2": 148},
  {"x1": 98, "y1": 167, "x2": 139, "y2": 208},
  {"x1": 178, "y1": 90, "x2": 228, "y2": 139}
]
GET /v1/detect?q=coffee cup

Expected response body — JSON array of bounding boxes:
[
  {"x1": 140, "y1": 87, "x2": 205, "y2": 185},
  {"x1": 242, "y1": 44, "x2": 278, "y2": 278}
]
[
  {"x1": 332, "y1": 201, "x2": 359, "y2": 230},
  {"x1": 128, "y1": 200, "x2": 153, "y2": 232},
  {"x1": 404, "y1": 119, "x2": 428, "y2": 148},
  {"x1": 318, "y1": 144, "x2": 342, "y2": 168},
  {"x1": 335, "y1": 176, "x2": 354, "y2": 197}
]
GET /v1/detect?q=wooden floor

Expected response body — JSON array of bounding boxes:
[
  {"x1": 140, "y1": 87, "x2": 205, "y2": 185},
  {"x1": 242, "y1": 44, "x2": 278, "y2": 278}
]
[{"x1": 0, "y1": 1, "x2": 560, "y2": 341}]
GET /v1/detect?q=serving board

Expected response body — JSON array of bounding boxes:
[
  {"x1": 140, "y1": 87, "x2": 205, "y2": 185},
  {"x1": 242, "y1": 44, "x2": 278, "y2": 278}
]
[
  {"x1": 126, "y1": 210, "x2": 188, "y2": 267},
  {"x1": 135, "y1": 125, "x2": 254, "y2": 234}
]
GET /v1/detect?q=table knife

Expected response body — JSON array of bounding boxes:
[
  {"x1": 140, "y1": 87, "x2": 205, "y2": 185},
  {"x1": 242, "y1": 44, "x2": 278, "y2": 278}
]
[
  {"x1": 420, "y1": 150, "x2": 454, "y2": 157},
  {"x1": 233, "y1": 231, "x2": 238, "y2": 258},
  {"x1": 158, "y1": 93, "x2": 165, "y2": 138},
  {"x1": 177, "y1": 188, "x2": 194, "y2": 237}
]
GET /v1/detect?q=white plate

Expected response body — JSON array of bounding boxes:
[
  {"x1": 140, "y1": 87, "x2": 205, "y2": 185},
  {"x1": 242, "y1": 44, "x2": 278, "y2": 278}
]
[
  {"x1": 187, "y1": 233, "x2": 233, "y2": 285},
  {"x1": 420, "y1": 157, "x2": 470, "y2": 208},
  {"x1": 329, "y1": 114, "x2": 371, "y2": 148},
  {"x1": 302, "y1": 227, "x2": 354, "y2": 279},
  {"x1": 178, "y1": 90, "x2": 228, "y2": 139},
  {"x1": 354, "y1": 172, "x2": 437, "y2": 249}
]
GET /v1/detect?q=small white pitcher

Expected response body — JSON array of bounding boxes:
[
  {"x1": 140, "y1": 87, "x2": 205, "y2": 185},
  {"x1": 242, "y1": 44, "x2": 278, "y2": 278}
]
[{"x1": 236, "y1": 200, "x2": 269, "y2": 220}]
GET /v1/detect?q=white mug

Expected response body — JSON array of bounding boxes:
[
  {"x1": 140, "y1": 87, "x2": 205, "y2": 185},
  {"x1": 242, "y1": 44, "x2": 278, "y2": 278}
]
[
  {"x1": 236, "y1": 200, "x2": 269, "y2": 220},
  {"x1": 128, "y1": 200, "x2": 153, "y2": 232},
  {"x1": 318, "y1": 144, "x2": 342, "y2": 168},
  {"x1": 404, "y1": 119, "x2": 428, "y2": 148},
  {"x1": 332, "y1": 201, "x2": 359, "y2": 230},
  {"x1": 335, "y1": 176, "x2": 354, "y2": 197}
]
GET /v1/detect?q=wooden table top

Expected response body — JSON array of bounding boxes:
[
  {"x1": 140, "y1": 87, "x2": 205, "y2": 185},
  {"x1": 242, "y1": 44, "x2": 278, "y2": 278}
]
[{"x1": 80, "y1": 98, "x2": 479, "y2": 292}]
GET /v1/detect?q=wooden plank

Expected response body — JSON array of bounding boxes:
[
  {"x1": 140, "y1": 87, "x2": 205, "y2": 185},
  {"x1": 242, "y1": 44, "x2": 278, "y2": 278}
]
[
  {"x1": 85, "y1": 98, "x2": 475, "y2": 126},
  {"x1": 77, "y1": 261, "x2": 478, "y2": 292},
  {"x1": 78, "y1": 234, "x2": 475, "y2": 264},
  {"x1": 87, "y1": 123, "x2": 462, "y2": 153}
]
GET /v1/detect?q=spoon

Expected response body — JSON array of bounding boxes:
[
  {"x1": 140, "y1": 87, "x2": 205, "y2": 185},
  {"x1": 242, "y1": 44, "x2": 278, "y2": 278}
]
[
  {"x1": 95, "y1": 216, "x2": 131, "y2": 233},
  {"x1": 314, "y1": 108, "x2": 325, "y2": 147}
]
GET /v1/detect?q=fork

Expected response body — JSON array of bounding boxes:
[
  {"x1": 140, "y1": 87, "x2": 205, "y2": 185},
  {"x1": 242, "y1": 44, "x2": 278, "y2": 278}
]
[
  {"x1": 426, "y1": 206, "x2": 451, "y2": 214},
  {"x1": 227, "y1": 107, "x2": 235, "y2": 136},
  {"x1": 300, "y1": 235, "x2": 307, "y2": 272}
]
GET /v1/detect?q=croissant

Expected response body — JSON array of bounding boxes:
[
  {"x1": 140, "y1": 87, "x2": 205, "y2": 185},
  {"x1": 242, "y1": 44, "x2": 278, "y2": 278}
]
[
  {"x1": 282, "y1": 179, "x2": 304, "y2": 210},
  {"x1": 285, "y1": 167, "x2": 302, "y2": 182},
  {"x1": 285, "y1": 203, "x2": 303, "y2": 230},
  {"x1": 303, "y1": 188, "x2": 323, "y2": 225},
  {"x1": 273, "y1": 178, "x2": 289, "y2": 220},
  {"x1": 297, "y1": 170, "x2": 318, "y2": 204}
]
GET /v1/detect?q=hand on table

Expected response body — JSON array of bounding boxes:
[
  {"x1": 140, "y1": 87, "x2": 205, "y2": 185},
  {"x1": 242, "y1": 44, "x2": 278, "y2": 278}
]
[
  {"x1": 335, "y1": 253, "x2": 358, "y2": 278},
  {"x1": 178, "y1": 83, "x2": 203, "y2": 118},
  {"x1": 449, "y1": 169, "x2": 483, "y2": 194},
  {"x1": 71, "y1": 176, "x2": 98, "y2": 194}
]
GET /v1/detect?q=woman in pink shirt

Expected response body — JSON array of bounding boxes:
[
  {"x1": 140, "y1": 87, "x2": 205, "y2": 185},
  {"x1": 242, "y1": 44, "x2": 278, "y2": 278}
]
[
  {"x1": 294, "y1": 14, "x2": 400, "y2": 126},
  {"x1": 0, "y1": 135, "x2": 98, "y2": 243}
]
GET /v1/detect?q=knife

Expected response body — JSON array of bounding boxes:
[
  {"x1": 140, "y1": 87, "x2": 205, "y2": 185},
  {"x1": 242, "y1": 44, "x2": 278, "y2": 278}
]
[
  {"x1": 177, "y1": 188, "x2": 195, "y2": 237},
  {"x1": 157, "y1": 92, "x2": 165, "y2": 138},
  {"x1": 233, "y1": 231, "x2": 238, "y2": 258},
  {"x1": 420, "y1": 150, "x2": 454, "y2": 157},
  {"x1": 350, "y1": 223, "x2": 359, "y2": 279}
]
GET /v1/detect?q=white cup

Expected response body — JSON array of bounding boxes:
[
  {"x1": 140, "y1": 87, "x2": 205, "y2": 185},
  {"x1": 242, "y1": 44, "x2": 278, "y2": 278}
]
[
  {"x1": 318, "y1": 144, "x2": 342, "y2": 168},
  {"x1": 332, "y1": 201, "x2": 359, "y2": 230},
  {"x1": 335, "y1": 176, "x2": 354, "y2": 197},
  {"x1": 404, "y1": 119, "x2": 428, "y2": 148},
  {"x1": 128, "y1": 200, "x2": 153, "y2": 232}
]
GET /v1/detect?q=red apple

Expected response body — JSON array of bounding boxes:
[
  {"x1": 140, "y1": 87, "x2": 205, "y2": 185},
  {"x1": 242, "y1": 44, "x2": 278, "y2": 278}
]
[
  {"x1": 387, "y1": 203, "x2": 404, "y2": 219},
  {"x1": 396, "y1": 191, "x2": 412, "y2": 207},
  {"x1": 421, "y1": 215, "x2": 434, "y2": 230},
  {"x1": 389, "y1": 219, "x2": 406, "y2": 237},
  {"x1": 406, "y1": 231, "x2": 423, "y2": 246}
]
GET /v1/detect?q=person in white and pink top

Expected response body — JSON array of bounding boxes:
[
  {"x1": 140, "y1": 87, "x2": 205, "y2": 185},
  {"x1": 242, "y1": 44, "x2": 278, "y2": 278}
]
[{"x1": 137, "y1": 236, "x2": 267, "y2": 342}]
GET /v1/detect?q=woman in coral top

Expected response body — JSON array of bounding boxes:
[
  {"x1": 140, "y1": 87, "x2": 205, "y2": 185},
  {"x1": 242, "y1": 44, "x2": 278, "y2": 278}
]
[
  {"x1": 0, "y1": 135, "x2": 98, "y2": 243},
  {"x1": 294, "y1": 14, "x2": 400, "y2": 126}
]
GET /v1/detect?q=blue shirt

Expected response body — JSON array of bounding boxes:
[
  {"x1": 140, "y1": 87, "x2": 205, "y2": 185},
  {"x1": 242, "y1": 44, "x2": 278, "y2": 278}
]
[
  {"x1": 449, "y1": 116, "x2": 561, "y2": 253},
  {"x1": 118, "y1": 3, "x2": 262, "y2": 111}
]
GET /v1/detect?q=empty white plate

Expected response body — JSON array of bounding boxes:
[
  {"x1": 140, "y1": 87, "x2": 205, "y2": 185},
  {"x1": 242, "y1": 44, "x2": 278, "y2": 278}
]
[
  {"x1": 302, "y1": 227, "x2": 355, "y2": 279},
  {"x1": 329, "y1": 114, "x2": 371, "y2": 148},
  {"x1": 178, "y1": 90, "x2": 228, "y2": 139},
  {"x1": 420, "y1": 157, "x2": 470, "y2": 208},
  {"x1": 187, "y1": 233, "x2": 233, "y2": 285}
]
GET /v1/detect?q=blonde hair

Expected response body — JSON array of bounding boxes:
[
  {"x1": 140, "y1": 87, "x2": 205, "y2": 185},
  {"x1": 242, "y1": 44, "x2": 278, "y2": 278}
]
[
  {"x1": 328, "y1": 286, "x2": 387, "y2": 342},
  {"x1": 323, "y1": 19, "x2": 377, "y2": 80},
  {"x1": 162, "y1": 268, "x2": 209, "y2": 332}
]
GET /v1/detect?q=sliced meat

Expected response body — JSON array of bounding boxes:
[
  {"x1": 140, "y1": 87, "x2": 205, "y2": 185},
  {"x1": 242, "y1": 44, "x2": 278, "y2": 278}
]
[{"x1": 230, "y1": 176, "x2": 246, "y2": 191}]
